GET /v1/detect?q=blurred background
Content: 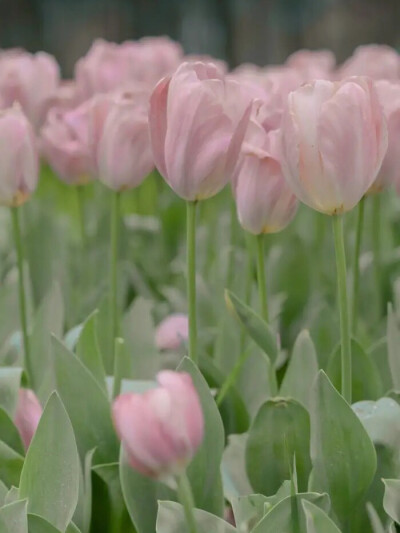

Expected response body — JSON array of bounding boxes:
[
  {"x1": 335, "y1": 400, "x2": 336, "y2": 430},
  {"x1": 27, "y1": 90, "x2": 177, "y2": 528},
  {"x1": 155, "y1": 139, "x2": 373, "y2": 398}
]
[{"x1": 1, "y1": 0, "x2": 400, "y2": 75}]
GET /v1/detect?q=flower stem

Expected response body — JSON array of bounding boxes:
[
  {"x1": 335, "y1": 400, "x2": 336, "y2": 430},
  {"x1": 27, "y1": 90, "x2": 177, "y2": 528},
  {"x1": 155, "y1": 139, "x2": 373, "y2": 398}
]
[
  {"x1": 186, "y1": 201, "x2": 197, "y2": 363},
  {"x1": 256, "y1": 234, "x2": 268, "y2": 321},
  {"x1": 351, "y1": 196, "x2": 365, "y2": 334},
  {"x1": 332, "y1": 215, "x2": 352, "y2": 403},
  {"x1": 11, "y1": 207, "x2": 32, "y2": 385},
  {"x1": 75, "y1": 185, "x2": 87, "y2": 247},
  {"x1": 226, "y1": 200, "x2": 237, "y2": 290},
  {"x1": 372, "y1": 194, "x2": 382, "y2": 317},
  {"x1": 110, "y1": 191, "x2": 121, "y2": 363},
  {"x1": 177, "y1": 472, "x2": 198, "y2": 533}
]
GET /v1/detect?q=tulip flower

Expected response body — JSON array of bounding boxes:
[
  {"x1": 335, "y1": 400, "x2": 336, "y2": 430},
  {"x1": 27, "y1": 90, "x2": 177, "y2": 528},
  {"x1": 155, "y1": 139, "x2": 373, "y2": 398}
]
[
  {"x1": 337, "y1": 44, "x2": 400, "y2": 80},
  {"x1": 14, "y1": 389, "x2": 43, "y2": 451},
  {"x1": 285, "y1": 49, "x2": 336, "y2": 81},
  {"x1": 0, "y1": 49, "x2": 60, "y2": 129},
  {"x1": 155, "y1": 314, "x2": 189, "y2": 351}
]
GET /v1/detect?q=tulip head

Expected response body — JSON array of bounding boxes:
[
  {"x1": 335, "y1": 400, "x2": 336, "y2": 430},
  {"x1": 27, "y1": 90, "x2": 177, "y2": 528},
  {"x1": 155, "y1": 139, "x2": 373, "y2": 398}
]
[
  {"x1": 155, "y1": 314, "x2": 189, "y2": 351},
  {"x1": 14, "y1": 388, "x2": 43, "y2": 451},
  {"x1": 280, "y1": 77, "x2": 388, "y2": 215},
  {"x1": 112, "y1": 371, "x2": 204, "y2": 479},
  {"x1": 337, "y1": 44, "x2": 400, "y2": 80}
]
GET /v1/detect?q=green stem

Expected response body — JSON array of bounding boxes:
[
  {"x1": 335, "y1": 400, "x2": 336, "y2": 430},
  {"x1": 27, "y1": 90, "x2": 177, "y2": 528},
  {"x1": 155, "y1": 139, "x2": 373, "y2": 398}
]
[
  {"x1": 75, "y1": 185, "x2": 87, "y2": 246},
  {"x1": 256, "y1": 234, "x2": 268, "y2": 321},
  {"x1": 332, "y1": 215, "x2": 352, "y2": 403},
  {"x1": 239, "y1": 240, "x2": 254, "y2": 354},
  {"x1": 110, "y1": 191, "x2": 121, "y2": 362},
  {"x1": 372, "y1": 194, "x2": 382, "y2": 317},
  {"x1": 226, "y1": 200, "x2": 237, "y2": 290},
  {"x1": 351, "y1": 196, "x2": 365, "y2": 333},
  {"x1": 186, "y1": 201, "x2": 198, "y2": 363},
  {"x1": 112, "y1": 338, "x2": 124, "y2": 400},
  {"x1": 176, "y1": 472, "x2": 198, "y2": 533},
  {"x1": 11, "y1": 207, "x2": 32, "y2": 385}
]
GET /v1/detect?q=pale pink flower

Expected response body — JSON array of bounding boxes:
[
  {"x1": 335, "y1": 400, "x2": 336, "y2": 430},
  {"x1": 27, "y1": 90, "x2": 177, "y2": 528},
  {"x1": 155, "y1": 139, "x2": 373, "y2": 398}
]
[
  {"x1": 155, "y1": 314, "x2": 189, "y2": 351},
  {"x1": 14, "y1": 389, "x2": 43, "y2": 451}
]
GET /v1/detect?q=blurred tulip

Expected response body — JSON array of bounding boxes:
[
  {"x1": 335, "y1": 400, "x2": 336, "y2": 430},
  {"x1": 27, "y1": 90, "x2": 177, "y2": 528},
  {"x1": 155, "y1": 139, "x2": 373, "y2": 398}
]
[
  {"x1": 285, "y1": 49, "x2": 336, "y2": 81},
  {"x1": 149, "y1": 61, "x2": 251, "y2": 201},
  {"x1": 14, "y1": 388, "x2": 42, "y2": 451},
  {"x1": 337, "y1": 44, "x2": 400, "y2": 80},
  {"x1": 0, "y1": 106, "x2": 38, "y2": 206},
  {"x1": 112, "y1": 371, "x2": 204, "y2": 479},
  {"x1": 155, "y1": 313, "x2": 189, "y2": 351},
  {"x1": 0, "y1": 49, "x2": 60, "y2": 129},
  {"x1": 280, "y1": 77, "x2": 388, "y2": 214}
]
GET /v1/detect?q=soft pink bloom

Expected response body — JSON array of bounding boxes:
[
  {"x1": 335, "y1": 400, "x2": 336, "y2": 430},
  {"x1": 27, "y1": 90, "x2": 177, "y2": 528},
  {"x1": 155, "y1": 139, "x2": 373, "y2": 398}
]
[
  {"x1": 0, "y1": 106, "x2": 38, "y2": 206},
  {"x1": 285, "y1": 49, "x2": 336, "y2": 81},
  {"x1": 43, "y1": 81, "x2": 81, "y2": 116},
  {"x1": 14, "y1": 389, "x2": 43, "y2": 451},
  {"x1": 185, "y1": 55, "x2": 228, "y2": 74},
  {"x1": 337, "y1": 44, "x2": 400, "y2": 80},
  {"x1": 280, "y1": 77, "x2": 388, "y2": 214},
  {"x1": 233, "y1": 116, "x2": 297, "y2": 235},
  {"x1": 0, "y1": 49, "x2": 60, "y2": 129},
  {"x1": 112, "y1": 371, "x2": 204, "y2": 479},
  {"x1": 372, "y1": 80, "x2": 400, "y2": 193},
  {"x1": 155, "y1": 314, "x2": 189, "y2": 351},
  {"x1": 149, "y1": 61, "x2": 251, "y2": 201}
]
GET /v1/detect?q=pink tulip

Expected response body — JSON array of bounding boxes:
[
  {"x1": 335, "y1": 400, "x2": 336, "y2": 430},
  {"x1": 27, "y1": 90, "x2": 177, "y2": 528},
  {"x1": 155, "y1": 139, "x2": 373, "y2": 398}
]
[
  {"x1": 0, "y1": 49, "x2": 60, "y2": 129},
  {"x1": 112, "y1": 371, "x2": 204, "y2": 479},
  {"x1": 155, "y1": 314, "x2": 189, "y2": 351},
  {"x1": 280, "y1": 77, "x2": 388, "y2": 215},
  {"x1": 0, "y1": 106, "x2": 38, "y2": 206},
  {"x1": 337, "y1": 44, "x2": 400, "y2": 80},
  {"x1": 233, "y1": 116, "x2": 297, "y2": 234},
  {"x1": 149, "y1": 61, "x2": 251, "y2": 201},
  {"x1": 285, "y1": 49, "x2": 336, "y2": 81},
  {"x1": 14, "y1": 389, "x2": 43, "y2": 451},
  {"x1": 372, "y1": 80, "x2": 400, "y2": 193}
]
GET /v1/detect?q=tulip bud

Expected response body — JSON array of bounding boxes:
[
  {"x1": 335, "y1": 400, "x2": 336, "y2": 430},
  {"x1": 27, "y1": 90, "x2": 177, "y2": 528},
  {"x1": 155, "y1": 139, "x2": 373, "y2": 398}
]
[
  {"x1": 14, "y1": 388, "x2": 43, "y2": 450},
  {"x1": 280, "y1": 77, "x2": 388, "y2": 215},
  {"x1": 337, "y1": 44, "x2": 400, "y2": 80},
  {"x1": 0, "y1": 106, "x2": 38, "y2": 206},
  {"x1": 112, "y1": 371, "x2": 204, "y2": 479},
  {"x1": 285, "y1": 49, "x2": 336, "y2": 81},
  {"x1": 155, "y1": 314, "x2": 189, "y2": 351},
  {"x1": 149, "y1": 62, "x2": 251, "y2": 201}
]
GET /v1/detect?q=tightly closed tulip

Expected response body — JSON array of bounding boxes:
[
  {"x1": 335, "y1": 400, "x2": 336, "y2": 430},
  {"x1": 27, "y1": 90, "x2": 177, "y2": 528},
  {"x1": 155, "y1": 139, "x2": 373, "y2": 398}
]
[
  {"x1": 14, "y1": 389, "x2": 43, "y2": 451},
  {"x1": 0, "y1": 106, "x2": 38, "y2": 206},
  {"x1": 280, "y1": 77, "x2": 388, "y2": 215},
  {"x1": 0, "y1": 49, "x2": 60, "y2": 129},
  {"x1": 149, "y1": 61, "x2": 251, "y2": 201},
  {"x1": 337, "y1": 44, "x2": 400, "y2": 80},
  {"x1": 285, "y1": 49, "x2": 336, "y2": 81},
  {"x1": 112, "y1": 371, "x2": 204, "y2": 479},
  {"x1": 155, "y1": 313, "x2": 189, "y2": 351}
]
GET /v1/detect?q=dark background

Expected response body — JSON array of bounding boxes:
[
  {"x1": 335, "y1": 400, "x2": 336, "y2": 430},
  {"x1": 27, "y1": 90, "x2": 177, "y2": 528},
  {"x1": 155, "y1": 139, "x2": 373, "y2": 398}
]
[{"x1": 1, "y1": 0, "x2": 400, "y2": 75}]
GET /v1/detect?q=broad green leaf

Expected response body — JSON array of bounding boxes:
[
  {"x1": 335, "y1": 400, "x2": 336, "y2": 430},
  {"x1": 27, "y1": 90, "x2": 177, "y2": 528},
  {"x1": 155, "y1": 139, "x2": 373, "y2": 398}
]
[
  {"x1": 0, "y1": 480, "x2": 8, "y2": 506},
  {"x1": 388, "y1": 304, "x2": 400, "y2": 389},
  {"x1": 383, "y1": 479, "x2": 400, "y2": 524},
  {"x1": 0, "y1": 368, "x2": 22, "y2": 417},
  {"x1": 178, "y1": 357, "x2": 225, "y2": 515},
  {"x1": 19, "y1": 393, "x2": 80, "y2": 532},
  {"x1": 66, "y1": 523, "x2": 81, "y2": 533},
  {"x1": 366, "y1": 503, "x2": 386, "y2": 533},
  {"x1": 222, "y1": 434, "x2": 252, "y2": 500},
  {"x1": 251, "y1": 493, "x2": 330, "y2": 533},
  {"x1": 0, "y1": 441, "x2": 24, "y2": 487},
  {"x1": 0, "y1": 499, "x2": 27, "y2": 533},
  {"x1": 0, "y1": 408, "x2": 24, "y2": 455},
  {"x1": 327, "y1": 339, "x2": 382, "y2": 401},
  {"x1": 280, "y1": 330, "x2": 319, "y2": 408},
  {"x1": 302, "y1": 499, "x2": 342, "y2": 533},
  {"x1": 225, "y1": 291, "x2": 278, "y2": 365},
  {"x1": 28, "y1": 514, "x2": 60, "y2": 533},
  {"x1": 52, "y1": 336, "x2": 119, "y2": 464},
  {"x1": 310, "y1": 371, "x2": 377, "y2": 525},
  {"x1": 76, "y1": 311, "x2": 106, "y2": 392},
  {"x1": 4, "y1": 486, "x2": 19, "y2": 505},
  {"x1": 156, "y1": 501, "x2": 237, "y2": 533},
  {"x1": 246, "y1": 398, "x2": 311, "y2": 495}
]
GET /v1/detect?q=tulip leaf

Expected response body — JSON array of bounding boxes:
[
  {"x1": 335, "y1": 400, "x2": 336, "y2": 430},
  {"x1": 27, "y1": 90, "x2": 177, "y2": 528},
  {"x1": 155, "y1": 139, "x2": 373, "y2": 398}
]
[
  {"x1": 222, "y1": 434, "x2": 253, "y2": 500},
  {"x1": 0, "y1": 441, "x2": 24, "y2": 487},
  {"x1": 366, "y1": 503, "x2": 386, "y2": 533},
  {"x1": 28, "y1": 514, "x2": 61, "y2": 533},
  {"x1": 0, "y1": 407, "x2": 24, "y2": 455},
  {"x1": 0, "y1": 479, "x2": 8, "y2": 506},
  {"x1": 72, "y1": 449, "x2": 95, "y2": 533},
  {"x1": 76, "y1": 311, "x2": 106, "y2": 393},
  {"x1": 0, "y1": 368, "x2": 22, "y2": 418},
  {"x1": 0, "y1": 499, "x2": 28, "y2": 533},
  {"x1": 280, "y1": 330, "x2": 319, "y2": 408},
  {"x1": 246, "y1": 398, "x2": 311, "y2": 495},
  {"x1": 225, "y1": 290, "x2": 278, "y2": 365},
  {"x1": 19, "y1": 392, "x2": 80, "y2": 532},
  {"x1": 309, "y1": 371, "x2": 377, "y2": 526},
  {"x1": 302, "y1": 499, "x2": 342, "y2": 533},
  {"x1": 52, "y1": 336, "x2": 119, "y2": 464},
  {"x1": 388, "y1": 303, "x2": 400, "y2": 389},
  {"x1": 156, "y1": 501, "x2": 237, "y2": 533},
  {"x1": 383, "y1": 479, "x2": 400, "y2": 524}
]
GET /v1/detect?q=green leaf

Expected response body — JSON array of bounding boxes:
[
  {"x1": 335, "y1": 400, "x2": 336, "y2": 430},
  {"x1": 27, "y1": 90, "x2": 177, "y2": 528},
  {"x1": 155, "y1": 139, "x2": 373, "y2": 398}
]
[
  {"x1": 246, "y1": 398, "x2": 311, "y2": 495},
  {"x1": 302, "y1": 499, "x2": 342, "y2": 533},
  {"x1": 280, "y1": 330, "x2": 319, "y2": 408},
  {"x1": 0, "y1": 408, "x2": 24, "y2": 455},
  {"x1": 366, "y1": 503, "x2": 386, "y2": 533},
  {"x1": 222, "y1": 434, "x2": 253, "y2": 500},
  {"x1": 0, "y1": 441, "x2": 24, "y2": 487},
  {"x1": 383, "y1": 479, "x2": 400, "y2": 524},
  {"x1": 0, "y1": 480, "x2": 8, "y2": 506},
  {"x1": 0, "y1": 500, "x2": 28, "y2": 533},
  {"x1": 156, "y1": 501, "x2": 237, "y2": 533},
  {"x1": 309, "y1": 371, "x2": 377, "y2": 525},
  {"x1": 177, "y1": 357, "x2": 225, "y2": 515},
  {"x1": 327, "y1": 339, "x2": 382, "y2": 401},
  {"x1": 52, "y1": 336, "x2": 119, "y2": 464},
  {"x1": 28, "y1": 514, "x2": 60, "y2": 533},
  {"x1": 76, "y1": 311, "x2": 106, "y2": 393},
  {"x1": 250, "y1": 493, "x2": 330, "y2": 533},
  {"x1": 72, "y1": 449, "x2": 95, "y2": 533},
  {"x1": 388, "y1": 303, "x2": 400, "y2": 389},
  {"x1": 225, "y1": 290, "x2": 278, "y2": 365},
  {"x1": 19, "y1": 393, "x2": 80, "y2": 532},
  {"x1": 0, "y1": 368, "x2": 22, "y2": 417}
]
